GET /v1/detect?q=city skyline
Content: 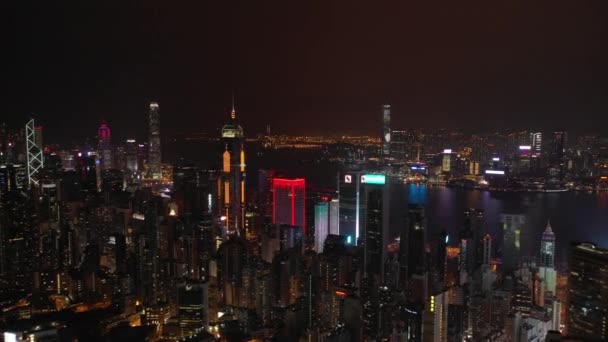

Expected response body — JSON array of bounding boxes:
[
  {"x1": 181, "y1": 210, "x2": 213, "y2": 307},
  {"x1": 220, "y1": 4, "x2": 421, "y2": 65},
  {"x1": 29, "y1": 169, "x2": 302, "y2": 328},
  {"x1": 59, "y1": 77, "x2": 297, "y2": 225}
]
[{"x1": 2, "y1": 3, "x2": 608, "y2": 341}]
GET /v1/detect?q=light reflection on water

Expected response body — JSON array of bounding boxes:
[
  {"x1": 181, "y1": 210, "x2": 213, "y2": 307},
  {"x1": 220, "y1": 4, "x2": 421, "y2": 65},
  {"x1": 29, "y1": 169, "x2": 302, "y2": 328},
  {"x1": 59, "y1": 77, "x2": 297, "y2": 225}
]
[{"x1": 398, "y1": 184, "x2": 608, "y2": 265}]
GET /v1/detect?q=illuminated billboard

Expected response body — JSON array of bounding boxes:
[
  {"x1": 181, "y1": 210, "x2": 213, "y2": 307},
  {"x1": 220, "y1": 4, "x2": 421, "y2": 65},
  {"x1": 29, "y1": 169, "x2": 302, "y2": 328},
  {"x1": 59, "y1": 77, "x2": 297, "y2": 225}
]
[{"x1": 361, "y1": 174, "x2": 385, "y2": 185}]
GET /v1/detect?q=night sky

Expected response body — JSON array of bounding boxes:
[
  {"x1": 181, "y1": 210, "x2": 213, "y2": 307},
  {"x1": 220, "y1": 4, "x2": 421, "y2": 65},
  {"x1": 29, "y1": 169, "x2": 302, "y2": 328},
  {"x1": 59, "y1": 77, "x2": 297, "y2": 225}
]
[{"x1": 3, "y1": 2, "x2": 608, "y2": 143}]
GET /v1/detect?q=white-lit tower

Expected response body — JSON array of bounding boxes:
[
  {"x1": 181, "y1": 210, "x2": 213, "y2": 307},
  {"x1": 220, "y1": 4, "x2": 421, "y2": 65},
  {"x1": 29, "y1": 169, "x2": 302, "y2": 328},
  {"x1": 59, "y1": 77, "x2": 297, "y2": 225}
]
[
  {"x1": 148, "y1": 102, "x2": 162, "y2": 179},
  {"x1": 382, "y1": 104, "x2": 391, "y2": 156},
  {"x1": 219, "y1": 100, "x2": 246, "y2": 235},
  {"x1": 25, "y1": 119, "x2": 44, "y2": 188}
]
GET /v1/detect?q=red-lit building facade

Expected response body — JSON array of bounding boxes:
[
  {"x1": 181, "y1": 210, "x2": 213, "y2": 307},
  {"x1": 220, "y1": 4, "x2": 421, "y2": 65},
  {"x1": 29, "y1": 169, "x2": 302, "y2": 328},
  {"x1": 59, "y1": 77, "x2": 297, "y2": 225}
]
[{"x1": 272, "y1": 178, "x2": 306, "y2": 233}]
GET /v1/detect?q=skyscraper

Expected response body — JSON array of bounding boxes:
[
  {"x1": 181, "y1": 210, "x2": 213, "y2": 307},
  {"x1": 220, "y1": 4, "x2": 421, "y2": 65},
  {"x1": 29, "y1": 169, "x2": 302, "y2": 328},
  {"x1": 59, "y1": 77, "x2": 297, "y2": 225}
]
[
  {"x1": 314, "y1": 201, "x2": 329, "y2": 253},
  {"x1": 338, "y1": 171, "x2": 366, "y2": 244},
  {"x1": 329, "y1": 198, "x2": 339, "y2": 236},
  {"x1": 567, "y1": 243, "x2": 608, "y2": 339},
  {"x1": 98, "y1": 120, "x2": 112, "y2": 170},
  {"x1": 177, "y1": 281, "x2": 209, "y2": 337},
  {"x1": 550, "y1": 131, "x2": 567, "y2": 169},
  {"x1": 219, "y1": 102, "x2": 246, "y2": 234},
  {"x1": 125, "y1": 139, "x2": 138, "y2": 173},
  {"x1": 382, "y1": 104, "x2": 391, "y2": 156},
  {"x1": 272, "y1": 178, "x2": 306, "y2": 232},
  {"x1": 401, "y1": 204, "x2": 428, "y2": 303},
  {"x1": 25, "y1": 119, "x2": 43, "y2": 188},
  {"x1": 501, "y1": 213, "x2": 526, "y2": 274},
  {"x1": 540, "y1": 221, "x2": 555, "y2": 268},
  {"x1": 539, "y1": 221, "x2": 557, "y2": 295},
  {"x1": 482, "y1": 234, "x2": 492, "y2": 267},
  {"x1": 363, "y1": 178, "x2": 389, "y2": 282},
  {"x1": 148, "y1": 102, "x2": 161, "y2": 179},
  {"x1": 530, "y1": 132, "x2": 542, "y2": 156}
]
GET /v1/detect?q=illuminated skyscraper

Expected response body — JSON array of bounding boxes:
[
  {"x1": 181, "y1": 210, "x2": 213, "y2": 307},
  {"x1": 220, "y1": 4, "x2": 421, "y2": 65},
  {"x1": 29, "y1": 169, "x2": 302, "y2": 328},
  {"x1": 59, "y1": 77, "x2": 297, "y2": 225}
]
[
  {"x1": 314, "y1": 201, "x2": 329, "y2": 253},
  {"x1": 177, "y1": 281, "x2": 209, "y2": 336},
  {"x1": 442, "y1": 149, "x2": 453, "y2": 172},
  {"x1": 125, "y1": 139, "x2": 138, "y2": 173},
  {"x1": 363, "y1": 177, "x2": 389, "y2": 282},
  {"x1": 501, "y1": 213, "x2": 525, "y2": 274},
  {"x1": 382, "y1": 104, "x2": 391, "y2": 156},
  {"x1": 329, "y1": 198, "x2": 339, "y2": 235},
  {"x1": 550, "y1": 131, "x2": 567, "y2": 171},
  {"x1": 148, "y1": 102, "x2": 161, "y2": 179},
  {"x1": 539, "y1": 221, "x2": 557, "y2": 295},
  {"x1": 540, "y1": 221, "x2": 555, "y2": 268},
  {"x1": 530, "y1": 132, "x2": 542, "y2": 156},
  {"x1": 567, "y1": 243, "x2": 608, "y2": 339},
  {"x1": 338, "y1": 171, "x2": 364, "y2": 244},
  {"x1": 25, "y1": 119, "x2": 43, "y2": 188},
  {"x1": 219, "y1": 102, "x2": 246, "y2": 234},
  {"x1": 98, "y1": 120, "x2": 112, "y2": 170},
  {"x1": 272, "y1": 178, "x2": 306, "y2": 232}
]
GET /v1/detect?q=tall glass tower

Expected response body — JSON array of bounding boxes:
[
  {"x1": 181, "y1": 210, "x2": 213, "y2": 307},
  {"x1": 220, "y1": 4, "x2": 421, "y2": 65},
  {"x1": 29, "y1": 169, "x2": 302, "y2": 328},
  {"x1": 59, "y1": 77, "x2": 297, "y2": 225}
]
[
  {"x1": 25, "y1": 119, "x2": 44, "y2": 188},
  {"x1": 219, "y1": 102, "x2": 245, "y2": 235},
  {"x1": 98, "y1": 120, "x2": 112, "y2": 170},
  {"x1": 148, "y1": 102, "x2": 161, "y2": 179},
  {"x1": 540, "y1": 220, "x2": 555, "y2": 268},
  {"x1": 382, "y1": 104, "x2": 391, "y2": 156}
]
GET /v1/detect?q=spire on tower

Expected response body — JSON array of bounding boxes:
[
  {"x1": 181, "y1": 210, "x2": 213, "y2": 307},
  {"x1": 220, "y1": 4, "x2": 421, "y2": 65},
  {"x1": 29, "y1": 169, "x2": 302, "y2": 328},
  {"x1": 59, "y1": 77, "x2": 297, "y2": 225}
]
[
  {"x1": 231, "y1": 92, "x2": 236, "y2": 120},
  {"x1": 545, "y1": 220, "x2": 554, "y2": 234}
]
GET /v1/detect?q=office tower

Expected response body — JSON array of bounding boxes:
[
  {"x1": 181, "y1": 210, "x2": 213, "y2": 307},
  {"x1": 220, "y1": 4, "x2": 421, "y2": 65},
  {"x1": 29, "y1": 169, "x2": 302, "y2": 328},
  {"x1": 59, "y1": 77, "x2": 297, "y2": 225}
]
[
  {"x1": 279, "y1": 224, "x2": 303, "y2": 251},
  {"x1": 459, "y1": 209, "x2": 482, "y2": 282},
  {"x1": 363, "y1": 177, "x2": 389, "y2": 281},
  {"x1": 338, "y1": 171, "x2": 366, "y2": 244},
  {"x1": 540, "y1": 221, "x2": 555, "y2": 268},
  {"x1": 258, "y1": 169, "x2": 275, "y2": 218},
  {"x1": 125, "y1": 139, "x2": 138, "y2": 173},
  {"x1": 530, "y1": 132, "x2": 542, "y2": 156},
  {"x1": 219, "y1": 102, "x2": 246, "y2": 234},
  {"x1": 423, "y1": 291, "x2": 449, "y2": 342},
  {"x1": 482, "y1": 234, "x2": 492, "y2": 266},
  {"x1": 382, "y1": 104, "x2": 391, "y2": 156},
  {"x1": 500, "y1": 213, "x2": 525, "y2": 274},
  {"x1": 25, "y1": 119, "x2": 44, "y2": 188},
  {"x1": 539, "y1": 221, "x2": 557, "y2": 295},
  {"x1": 400, "y1": 204, "x2": 428, "y2": 302},
  {"x1": 329, "y1": 198, "x2": 339, "y2": 235},
  {"x1": 76, "y1": 155, "x2": 98, "y2": 196},
  {"x1": 314, "y1": 201, "x2": 329, "y2": 253},
  {"x1": 567, "y1": 243, "x2": 608, "y2": 339},
  {"x1": 271, "y1": 249, "x2": 301, "y2": 308},
  {"x1": 550, "y1": 131, "x2": 567, "y2": 169},
  {"x1": 391, "y1": 130, "x2": 421, "y2": 162},
  {"x1": 98, "y1": 120, "x2": 112, "y2": 170},
  {"x1": 462, "y1": 208, "x2": 484, "y2": 274},
  {"x1": 216, "y1": 237, "x2": 247, "y2": 307},
  {"x1": 272, "y1": 178, "x2": 305, "y2": 232},
  {"x1": 148, "y1": 102, "x2": 161, "y2": 179},
  {"x1": 442, "y1": 149, "x2": 453, "y2": 172},
  {"x1": 177, "y1": 281, "x2": 209, "y2": 337},
  {"x1": 428, "y1": 231, "x2": 448, "y2": 292}
]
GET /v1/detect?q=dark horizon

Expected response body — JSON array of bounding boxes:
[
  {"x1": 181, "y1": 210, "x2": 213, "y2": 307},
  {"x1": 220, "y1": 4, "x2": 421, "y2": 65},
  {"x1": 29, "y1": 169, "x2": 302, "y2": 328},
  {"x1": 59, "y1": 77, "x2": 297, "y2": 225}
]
[{"x1": 4, "y1": 2, "x2": 608, "y2": 143}]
